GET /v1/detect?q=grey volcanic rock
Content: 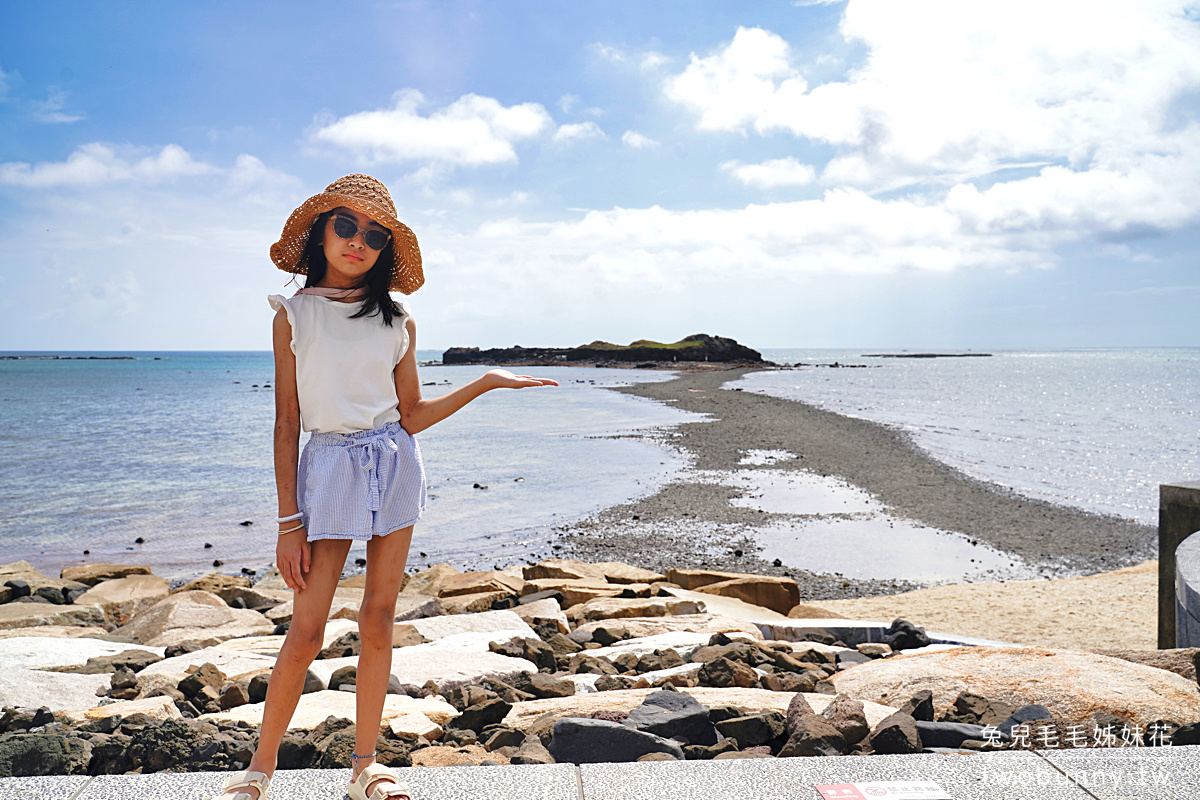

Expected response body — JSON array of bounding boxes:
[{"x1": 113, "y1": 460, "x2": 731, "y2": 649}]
[
  {"x1": 898, "y1": 690, "x2": 934, "y2": 722},
  {"x1": 548, "y1": 717, "x2": 685, "y2": 763},
  {"x1": 785, "y1": 693, "x2": 816, "y2": 736},
  {"x1": 715, "y1": 712, "x2": 785, "y2": 749},
  {"x1": 624, "y1": 688, "x2": 717, "y2": 746},
  {"x1": 778, "y1": 714, "x2": 848, "y2": 757},
  {"x1": 447, "y1": 698, "x2": 512, "y2": 733},
  {"x1": 915, "y1": 721, "x2": 995, "y2": 749},
  {"x1": 821, "y1": 694, "x2": 870, "y2": 745},
  {"x1": 881, "y1": 619, "x2": 931, "y2": 651},
  {"x1": 0, "y1": 733, "x2": 92, "y2": 777},
  {"x1": 869, "y1": 711, "x2": 922, "y2": 755}
]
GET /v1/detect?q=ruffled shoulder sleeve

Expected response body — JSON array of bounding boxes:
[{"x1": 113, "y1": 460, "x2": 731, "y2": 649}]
[
  {"x1": 268, "y1": 294, "x2": 298, "y2": 354},
  {"x1": 394, "y1": 301, "x2": 414, "y2": 365}
]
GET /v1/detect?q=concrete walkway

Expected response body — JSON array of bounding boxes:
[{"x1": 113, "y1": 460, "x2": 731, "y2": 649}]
[{"x1": 3, "y1": 746, "x2": 1197, "y2": 800}]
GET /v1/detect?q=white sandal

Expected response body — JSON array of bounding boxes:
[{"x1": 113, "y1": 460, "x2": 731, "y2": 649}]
[
  {"x1": 211, "y1": 770, "x2": 270, "y2": 800},
  {"x1": 347, "y1": 762, "x2": 413, "y2": 800}
]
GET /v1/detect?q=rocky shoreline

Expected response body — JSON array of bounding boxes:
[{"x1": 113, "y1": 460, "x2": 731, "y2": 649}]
[{"x1": 1, "y1": 557, "x2": 1198, "y2": 778}]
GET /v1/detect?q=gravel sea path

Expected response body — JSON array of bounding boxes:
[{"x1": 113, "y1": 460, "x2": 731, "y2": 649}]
[{"x1": 557, "y1": 367, "x2": 1157, "y2": 602}]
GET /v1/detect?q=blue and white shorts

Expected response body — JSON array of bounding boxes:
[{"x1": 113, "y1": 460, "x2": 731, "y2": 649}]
[{"x1": 297, "y1": 421, "x2": 426, "y2": 541}]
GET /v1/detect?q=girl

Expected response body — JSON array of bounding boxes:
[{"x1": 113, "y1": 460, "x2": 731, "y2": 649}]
[{"x1": 213, "y1": 175, "x2": 557, "y2": 800}]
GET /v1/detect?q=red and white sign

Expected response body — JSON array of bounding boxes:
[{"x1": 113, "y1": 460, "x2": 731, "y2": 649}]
[{"x1": 815, "y1": 782, "x2": 953, "y2": 799}]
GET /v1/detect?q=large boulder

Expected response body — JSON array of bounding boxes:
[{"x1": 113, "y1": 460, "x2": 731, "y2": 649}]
[
  {"x1": 522, "y1": 579, "x2": 624, "y2": 607},
  {"x1": 0, "y1": 603, "x2": 104, "y2": 631},
  {"x1": 308, "y1": 647, "x2": 537, "y2": 692},
  {"x1": 201, "y1": 690, "x2": 456, "y2": 729},
  {"x1": 660, "y1": 589, "x2": 788, "y2": 623},
  {"x1": 0, "y1": 636, "x2": 161, "y2": 671},
  {"x1": 436, "y1": 570, "x2": 525, "y2": 598},
  {"x1": 73, "y1": 574, "x2": 170, "y2": 625},
  {"x1": 115, "y1": 590, "x2": 274, "y2": 647},
  {"x1": 548, "y1": 717, "x2": 685, "y2": 763},
  {"x1": 62, "y1": 695, "x2": 182, "y2": 724},
  {"x1": 522, "y1": 559, "x2": 607, "y2": 582},
  {"x1": 406, "y1": 609, "x2": 535, "y2": 642},
  {"x1": 0, "y1": 561, "x2": 89, "y2": 596},
  {"x1": 624, "y1": 688, "x2": 718, "y2": 745},
  {"x1": 695, "y1": 576, "x2": 801, "y2": 616},
  {"x1": 0, "y1": 667, "x2": 110, "y2": 714},
  {"x1": 572, "y1": 614, "x2": 764, "y2": 641},
  {"x1": 0, "y1": 733, "x2": 93, "y2": 777},
  {"x1": 567, "y1": 597, "x2": 705, "y2": 622},
  {"x1": 832, "y1": 646, "x2": 1200, "y2": 724},
  {"x1": 60, "y1": 563, "x2": 153, "y2": 586},
  {"x1": 137, "y1": 645, "x2": 277, "y2": 683},
  {"x1": 400, "y1": 563, "x2": 462, "y2": 596},
  {"x1": 501, "y1": 688, "x2": 896, "y2": 732},
  {"x1": 593, "y1": 562, "x2": 666, "y2": 585}
]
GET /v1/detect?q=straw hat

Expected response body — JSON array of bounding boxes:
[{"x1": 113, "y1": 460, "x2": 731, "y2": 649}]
[{"x1": 270, "y1": 174, "x2": 423, "y2": 294}]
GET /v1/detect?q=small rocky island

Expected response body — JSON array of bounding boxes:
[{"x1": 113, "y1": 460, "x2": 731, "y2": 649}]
[{"x1": 442, "y1": 334, "x2": 765, "y2": 367}]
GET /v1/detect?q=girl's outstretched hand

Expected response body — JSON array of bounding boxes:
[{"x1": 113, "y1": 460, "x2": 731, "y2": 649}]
[{"x1": 484, "y1": 369, "x2": 559, "y2": 389}]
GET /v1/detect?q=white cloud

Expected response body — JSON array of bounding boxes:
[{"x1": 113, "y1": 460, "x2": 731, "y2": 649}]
[
  {"x1": 559, "y1": 94, "x2": 580, "y2": 114},
  {"x1": 640, "y1": 52, "x2": 671, "y2": 71},
  {"x1": 554, "y1": 121, "x2": 606, "y2": 144},
  {"x1": 0, "y1": 66, "x2": 15, "y2": 100},
  {"x1": 33, "y1": 88, "x2": 84, "y2": 124},
  {"x1": 0, "y1": 143, "x2": 216, "y2": 188},
  {"x1": 665, "y1": 4, "x2": 1200, "y2": 192},
  {"x1": 621, "y1": 130, "x2": 659, "y2": 150},
  {"x1": 310, "y1": 89, "x2": 553, "y2": 166},
  {"x1": 723, "y1": 157, "x2": 816, "y2": 188}
]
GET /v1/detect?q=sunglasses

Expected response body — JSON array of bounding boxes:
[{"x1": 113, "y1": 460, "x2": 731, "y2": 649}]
[{"x1": 330, "y1": 214, "x2": 391, "y2": 251}]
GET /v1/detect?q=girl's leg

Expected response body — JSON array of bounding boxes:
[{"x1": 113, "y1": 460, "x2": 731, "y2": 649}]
[
  {"x1": 351, "y1": 525, "x2": 414, "y2": 786},
  {"x1": 225, "y1": 538, "x2": 352, "y2": 799}
]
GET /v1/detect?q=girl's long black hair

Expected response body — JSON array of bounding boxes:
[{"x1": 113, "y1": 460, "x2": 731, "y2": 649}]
[{"x1": 300, "y1": 210, "x2": 404, "y2": 327}]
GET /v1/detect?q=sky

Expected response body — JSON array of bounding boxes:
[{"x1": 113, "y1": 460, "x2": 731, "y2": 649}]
[{"x1": 1, "y1": 0, "x2": 1199, "y2": 351}]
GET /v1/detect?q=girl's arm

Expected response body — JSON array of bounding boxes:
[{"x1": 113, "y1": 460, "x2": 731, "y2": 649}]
[
  {"x1": 395, "y1": 317, "x2": 557, "y2": 435},
  {"x1": 272, "y1": 308, "x2": 311, "y2": 591}
]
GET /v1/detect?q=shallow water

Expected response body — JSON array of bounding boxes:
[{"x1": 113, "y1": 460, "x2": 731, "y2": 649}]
[{"x1": 0, "y1": 353, "x2": 696, "y2": 577}]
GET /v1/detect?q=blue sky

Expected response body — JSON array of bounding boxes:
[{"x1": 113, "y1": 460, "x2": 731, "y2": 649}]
[{"x1": 2, "y1": 0, "x2": 1198, "y2": 351}]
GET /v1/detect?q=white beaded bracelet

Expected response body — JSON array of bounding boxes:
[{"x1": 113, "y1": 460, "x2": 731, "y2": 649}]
[{"x1": 276, "y1": 512, "x2": 304, "y2": 523}]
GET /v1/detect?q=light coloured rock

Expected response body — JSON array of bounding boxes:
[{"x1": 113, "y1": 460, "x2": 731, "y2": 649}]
[
  {"x1": 0, "y1": 560, "x2": 88, "y2": 595},
  {"x1": 265, "y1": 587, "x2": 364, "y2": 623},
  {"x1": 832, "y1": 646, "x2": 1200, "y2": 723},
  {"x1": 389, "y1": 711, "x2": 443, "y2": 741},
  {"x1": 502, "y1": 689, "x2": 896, "y2": 731},
  {"x1": 60, "y1": 563, "x2": 153, "y2": 586},
  {"x1": 593, "y1": 562, "x2": 666, "y2": 585},
  {"x1": 115, "y1": 590, "x2": 274, "y2": 647},
  {"x1": 567, "y1": 597, "x2": 705, "y2": 622},
  {"x1": 62, "y1": 695, "x2": 182, "y2": 724},
  {"x1": 584, "y1": 632, "x2": 717, "y2": 662},
  {"x1": 253, "y1": 567, "x2": 289, "y2": 591},
  {"x1": 138, "y1": 646, "x2": 277, "y2": 682},
  {"x1": 665, "y1": 568, "x2": 762, "y2": 591},
  {"x1": 566, "y1": 674, "x2": 601, "y2": 693},
  {"x1": 789, "y1": 603, "x2": 848, "y2": 619},
  {"x1": 0, "y1": 603, "x2": 105, "y2": 630},
  {"x1": 177, "y1": 573, "x2": 288, "y2": 610},
  {"x1": 522, "y1": 558, "x2": 607, "y2": 582},
  {"x1": 74, "y1": 574, "x2": 171, "y2": 625},
  {"x1": 214, "y1": 619, "x2": 360, "y2": 657},
  {"x1": 695, "y1": 576, "x2": 800, "y2": 616},
  {"x1": 308, "y1": 648, "x2": 537, "y2": 692},
  {"x1": 436, "y1": 570, "x2": 525, "y2": 598},
  {"x1": 0, "y1": 625, "x2": 110, "y2": 640},
  {"x1": 411, "y1": 744, "x2": 508, "y2": 767},
  {"x1": 660, "y1": 588, "x2": 787, "y2": 623},
  {"x1": 400, "y1": 563, "x2": 462, "y2": 596},
  {"x1": 522, "y1": 579, "x2": 624, "y2": 607},
  {"x1": 415, "y1": 630, "x2": 537, "y2": 652},
  {"x1": 407, "y1": 609, "x2": 534, "y2": 642},
  {"x1": 0, "y1": 668, "x2": 110, "y2": 713},
  {"x1": 0, "y1": 637, "x2": 162, "y2": 671},
  {"x1": 512, "y1": 597, "x2": 570, "y2": 634},
  {"x1": 202, "y1": 690, "x2": 458, "y2": 729},
  {"x1": 437, "y1": 591, "x2": 511, "y2": 615},
  {"x1": 572, "y1": 614, "x2": 764, "y2": 640}
]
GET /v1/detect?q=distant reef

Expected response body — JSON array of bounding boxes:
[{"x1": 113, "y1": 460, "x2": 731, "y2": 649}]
[
  {"x1": 442, "y1": 334, "x2": 765, "y2": 366},
  {"x1": 861, "y1": 353, "x2": 992, "y2": 359}
]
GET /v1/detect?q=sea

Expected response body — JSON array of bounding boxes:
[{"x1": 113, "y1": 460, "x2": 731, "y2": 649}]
[{"x1": 1, "y1": 348, "x2": 1195, "y2": 581}]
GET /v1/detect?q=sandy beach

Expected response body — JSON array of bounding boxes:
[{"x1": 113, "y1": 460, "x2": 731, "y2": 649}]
[{"x1": 559, "y1": 366, "x2": 1160, "y2": 645}]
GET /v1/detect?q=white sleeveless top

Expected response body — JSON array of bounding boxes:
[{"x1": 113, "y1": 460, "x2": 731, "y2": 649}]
[{"x1": 268, "y1": 294, "x2": 412, "y2": 434}]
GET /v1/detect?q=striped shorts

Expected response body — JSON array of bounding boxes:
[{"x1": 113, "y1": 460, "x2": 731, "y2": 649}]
[{"x1": 297, "y1": 421, "x2": 426, "y2": 541}]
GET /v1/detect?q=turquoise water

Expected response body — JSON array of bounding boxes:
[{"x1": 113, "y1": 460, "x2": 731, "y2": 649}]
[
  {"x1": 746, "y1": 348, "x2": 1200, "y2": 525},
  {"x1": 0, "y1": 352, "x2": 693, "y2": 578}
]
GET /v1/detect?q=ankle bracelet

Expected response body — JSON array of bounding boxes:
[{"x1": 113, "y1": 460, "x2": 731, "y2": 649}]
[{"x1": 351, "y1": 751, "x2": 376, "y2": 771}]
